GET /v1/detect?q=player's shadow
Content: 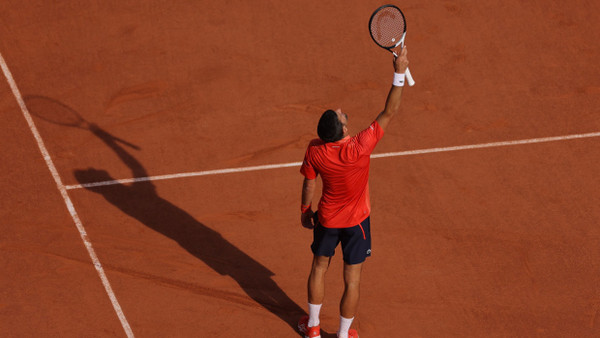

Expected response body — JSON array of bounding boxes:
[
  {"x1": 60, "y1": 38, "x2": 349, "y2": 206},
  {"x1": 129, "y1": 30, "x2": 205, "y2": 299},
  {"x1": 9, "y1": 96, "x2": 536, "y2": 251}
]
[{"x1": 69, "y1": 123, "x2": 320, "y2": 334}]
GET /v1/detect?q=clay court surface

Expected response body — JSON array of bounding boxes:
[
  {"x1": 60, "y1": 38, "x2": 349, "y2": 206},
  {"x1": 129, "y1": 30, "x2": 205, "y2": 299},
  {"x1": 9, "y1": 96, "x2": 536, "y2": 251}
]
[{"x1": 1, "y1": 1, "x2": 600, "y2": 337}]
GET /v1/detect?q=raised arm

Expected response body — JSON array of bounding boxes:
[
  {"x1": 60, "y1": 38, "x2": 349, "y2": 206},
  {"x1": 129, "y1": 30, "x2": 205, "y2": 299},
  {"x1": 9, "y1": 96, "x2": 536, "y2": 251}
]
[{"x1": 376, "y1": 46, "x2": 410, "y2": 131}]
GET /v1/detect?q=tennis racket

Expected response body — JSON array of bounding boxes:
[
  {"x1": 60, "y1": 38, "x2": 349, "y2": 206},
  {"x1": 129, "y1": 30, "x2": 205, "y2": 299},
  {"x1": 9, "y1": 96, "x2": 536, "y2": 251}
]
[{"x1": 369, "y1": 4, "x2": 415, "y2": 86}]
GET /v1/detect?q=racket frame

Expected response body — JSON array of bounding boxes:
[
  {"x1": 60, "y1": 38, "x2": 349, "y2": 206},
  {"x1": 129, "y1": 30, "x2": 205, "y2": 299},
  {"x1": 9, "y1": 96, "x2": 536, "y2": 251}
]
[{"x1": 369, "y1": 4, "x2": 415, "y2": 86}]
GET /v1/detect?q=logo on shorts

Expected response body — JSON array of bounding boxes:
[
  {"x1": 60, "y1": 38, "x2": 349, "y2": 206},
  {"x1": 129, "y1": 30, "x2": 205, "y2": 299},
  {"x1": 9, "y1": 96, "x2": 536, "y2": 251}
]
[{"x1": 366, "y1": 249, "x2": 371, "y2": 255}]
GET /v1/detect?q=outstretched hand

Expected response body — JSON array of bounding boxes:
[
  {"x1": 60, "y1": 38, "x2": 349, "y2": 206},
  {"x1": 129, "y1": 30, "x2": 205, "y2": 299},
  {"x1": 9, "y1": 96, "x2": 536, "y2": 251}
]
[{"x1": 392, "y1": 46, "x2": 409, "y2": 74}]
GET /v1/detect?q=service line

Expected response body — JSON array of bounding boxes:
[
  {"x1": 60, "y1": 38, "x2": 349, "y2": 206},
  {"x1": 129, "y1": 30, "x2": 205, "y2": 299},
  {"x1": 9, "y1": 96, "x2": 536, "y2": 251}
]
[
  {"x1": 0, "y1": 52, "x2": 135, "y2": 338},
  {"x1": 65, "y1": 131, "x2": 600, "y2": 190}
]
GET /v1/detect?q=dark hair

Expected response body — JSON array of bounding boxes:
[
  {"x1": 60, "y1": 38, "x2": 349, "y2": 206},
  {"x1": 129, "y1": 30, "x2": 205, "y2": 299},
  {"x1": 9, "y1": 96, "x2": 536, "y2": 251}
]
[{"x1": 317, "y1": 110, "x2": 344, "y2": 143}]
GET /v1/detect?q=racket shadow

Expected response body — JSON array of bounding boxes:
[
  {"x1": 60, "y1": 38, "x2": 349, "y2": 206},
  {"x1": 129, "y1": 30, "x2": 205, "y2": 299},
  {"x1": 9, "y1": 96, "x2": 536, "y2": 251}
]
[
  {"x1": 24, "y1": 95, "x2": 140, "y2": 150},
  {"x1": 25, "y1": 95, "x2": 95, "y2": 130},
  {"x1": 70, "y1": 119, "x2": 313, "y2": 333}
]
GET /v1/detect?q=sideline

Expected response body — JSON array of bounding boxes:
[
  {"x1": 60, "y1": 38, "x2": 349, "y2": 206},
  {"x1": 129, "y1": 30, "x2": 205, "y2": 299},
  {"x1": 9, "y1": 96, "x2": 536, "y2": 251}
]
[{"x1": 0, "y1": 52, "x2": 135, "y2": 338}]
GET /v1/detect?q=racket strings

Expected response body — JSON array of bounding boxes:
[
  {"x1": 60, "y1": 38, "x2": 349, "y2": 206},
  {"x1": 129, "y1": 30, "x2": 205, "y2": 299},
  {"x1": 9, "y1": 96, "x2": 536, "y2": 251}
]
[{"x1": 370, "y1": 7, "x2": 406, "y2": 48}]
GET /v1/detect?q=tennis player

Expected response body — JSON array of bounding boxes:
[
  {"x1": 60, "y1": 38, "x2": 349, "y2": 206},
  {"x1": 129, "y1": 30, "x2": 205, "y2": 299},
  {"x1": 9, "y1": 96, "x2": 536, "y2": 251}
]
[{"x1": 297, "y1": 47, "x2": 409, "y2": 338}]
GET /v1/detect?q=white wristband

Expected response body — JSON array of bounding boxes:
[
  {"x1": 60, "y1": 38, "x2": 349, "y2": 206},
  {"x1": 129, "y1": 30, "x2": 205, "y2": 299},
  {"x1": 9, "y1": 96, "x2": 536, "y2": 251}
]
[{"x1": 393, "y1": 72, "x2": 405, "y2": 87}]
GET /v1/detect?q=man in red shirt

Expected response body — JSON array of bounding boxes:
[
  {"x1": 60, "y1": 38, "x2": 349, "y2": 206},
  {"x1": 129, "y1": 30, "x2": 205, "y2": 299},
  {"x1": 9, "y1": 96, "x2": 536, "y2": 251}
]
[{"x1": 297, "y1": 47, "x2": 409, "y2": 338}]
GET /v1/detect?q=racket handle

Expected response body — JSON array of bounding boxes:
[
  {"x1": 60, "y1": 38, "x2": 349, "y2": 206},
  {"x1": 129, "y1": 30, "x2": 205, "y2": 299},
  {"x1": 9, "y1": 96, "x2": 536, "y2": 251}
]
[{"x1": 405, "y1": 67, "x2": 415, "y2": 86}]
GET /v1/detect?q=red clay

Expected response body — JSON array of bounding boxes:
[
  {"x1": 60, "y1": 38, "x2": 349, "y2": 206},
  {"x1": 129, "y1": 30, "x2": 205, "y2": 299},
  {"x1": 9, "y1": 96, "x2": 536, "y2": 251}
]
[{"x1": 1, "y1": 0, "x2": 600, "y2": 336}]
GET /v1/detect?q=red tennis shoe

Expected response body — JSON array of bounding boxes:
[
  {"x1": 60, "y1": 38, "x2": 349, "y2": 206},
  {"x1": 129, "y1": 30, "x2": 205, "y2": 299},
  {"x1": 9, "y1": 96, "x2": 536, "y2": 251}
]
[
  {"x1": 298, "y1": 315, "x2": 321, "y2": 338},
  {"x1": 338, "y1": 328, "x2": 359, "y2": 338}
]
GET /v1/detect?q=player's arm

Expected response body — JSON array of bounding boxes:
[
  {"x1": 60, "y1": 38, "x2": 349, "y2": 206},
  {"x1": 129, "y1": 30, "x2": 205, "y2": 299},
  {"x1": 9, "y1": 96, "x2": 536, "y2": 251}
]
[
  {"x1": 376, "y1": 46, "x2": 409, "y2": 131},
  {"x1": 300, "y1": 177, "x2": 316, "y2": 229}
]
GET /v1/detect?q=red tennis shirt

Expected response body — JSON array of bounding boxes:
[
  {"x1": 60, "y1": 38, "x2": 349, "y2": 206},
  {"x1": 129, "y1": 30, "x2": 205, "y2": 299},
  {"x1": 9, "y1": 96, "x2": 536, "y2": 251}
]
[{"x1": 300, "y1": 120, "x2": 384, "y2": 228}]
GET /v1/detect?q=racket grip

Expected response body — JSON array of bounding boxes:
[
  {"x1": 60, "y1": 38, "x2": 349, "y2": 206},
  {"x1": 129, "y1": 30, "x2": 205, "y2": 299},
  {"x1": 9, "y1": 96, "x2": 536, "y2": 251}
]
[{"x1": 405, "y1": 67, "x2": 415, "y2": 86}]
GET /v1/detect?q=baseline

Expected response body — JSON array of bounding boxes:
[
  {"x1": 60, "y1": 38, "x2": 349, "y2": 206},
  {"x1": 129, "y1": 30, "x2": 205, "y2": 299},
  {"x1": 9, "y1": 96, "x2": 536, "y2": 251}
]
[{"x1": 66, "y1": 131, "x2": 600, "y2": 190}]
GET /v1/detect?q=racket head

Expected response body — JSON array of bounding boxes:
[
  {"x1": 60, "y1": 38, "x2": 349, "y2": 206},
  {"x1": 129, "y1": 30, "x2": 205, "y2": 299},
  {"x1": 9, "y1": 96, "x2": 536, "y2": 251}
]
[{"x1": 369, "y1": 4, "x2": 407, "y2": 50}]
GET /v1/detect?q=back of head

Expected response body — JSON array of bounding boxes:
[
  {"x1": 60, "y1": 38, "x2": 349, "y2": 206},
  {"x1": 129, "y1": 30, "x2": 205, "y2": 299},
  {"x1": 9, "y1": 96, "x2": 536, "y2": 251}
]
[{"x1": 317, "y1": 110, "x2": 343, "y2": 143}]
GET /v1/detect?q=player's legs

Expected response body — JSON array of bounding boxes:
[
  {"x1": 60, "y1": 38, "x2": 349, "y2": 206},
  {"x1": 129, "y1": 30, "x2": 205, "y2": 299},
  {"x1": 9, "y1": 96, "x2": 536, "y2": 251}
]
[{"x1": 340, "y1": 262, "x2": 363, "y2": 318}]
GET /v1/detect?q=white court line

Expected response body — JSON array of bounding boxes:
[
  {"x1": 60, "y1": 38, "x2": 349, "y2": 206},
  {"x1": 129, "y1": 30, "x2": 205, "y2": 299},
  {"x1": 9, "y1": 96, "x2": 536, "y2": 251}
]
[
  {"x1": 371, "y1": 132, "x2": 600, "y2": 158},
  {"x1": 0, "y1": 52, "x2": 135, "y2": 338},
  {"x1": 66, "y1": 131, "x2": 600, "y2": 190}
]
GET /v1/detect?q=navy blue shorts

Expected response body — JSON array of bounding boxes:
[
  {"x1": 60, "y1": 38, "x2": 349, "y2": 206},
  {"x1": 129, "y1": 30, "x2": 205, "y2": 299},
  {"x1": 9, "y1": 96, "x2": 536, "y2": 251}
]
[{"x1": 311, "y1": 212, "x2": 371, "y2": 265}]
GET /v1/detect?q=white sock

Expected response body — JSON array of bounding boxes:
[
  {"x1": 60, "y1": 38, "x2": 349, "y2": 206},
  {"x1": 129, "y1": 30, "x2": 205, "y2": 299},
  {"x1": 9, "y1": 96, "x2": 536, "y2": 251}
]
[
  {"x1": 308, "y1": 303, "x2": 322, "y2": 327},
  {"x1": 337, "y1": 316, "x2": 354, "y2": 338}
]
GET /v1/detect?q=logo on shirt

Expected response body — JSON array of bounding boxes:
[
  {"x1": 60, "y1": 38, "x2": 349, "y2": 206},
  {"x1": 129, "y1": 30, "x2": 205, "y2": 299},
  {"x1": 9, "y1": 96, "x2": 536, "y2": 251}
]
[{"x1": 366, "y1": 249, "x2": 371, "y2": 255}]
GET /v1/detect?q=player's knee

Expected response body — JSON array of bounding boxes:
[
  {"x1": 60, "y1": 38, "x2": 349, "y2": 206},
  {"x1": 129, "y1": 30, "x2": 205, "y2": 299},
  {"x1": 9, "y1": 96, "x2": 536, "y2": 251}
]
[
  {"x1": 343, "y1": 263, "x2": 362, "y2": 283},
  {"x1": 312, "y1": 255, "x2": 331, "y2": 272},
  {"x1": 344, "y1": 278, "x2": 361, "y2": 289}
]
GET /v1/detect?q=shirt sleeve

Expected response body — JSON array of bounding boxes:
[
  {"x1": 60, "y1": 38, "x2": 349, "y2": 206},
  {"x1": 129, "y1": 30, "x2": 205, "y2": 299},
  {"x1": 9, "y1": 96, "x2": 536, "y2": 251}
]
[
  {"x1": 355, "y1": 120, "x2": 385, "y2": 155},
  {"x1": 300, "y1": 145, "x2": 318, "y2": 179}
]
